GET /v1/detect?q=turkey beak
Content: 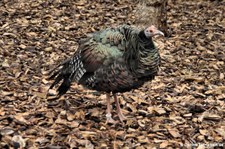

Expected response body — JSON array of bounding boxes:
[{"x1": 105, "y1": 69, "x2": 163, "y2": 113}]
[{"x1": 154, "y1": 30, "x2": 164, "y2": 37}]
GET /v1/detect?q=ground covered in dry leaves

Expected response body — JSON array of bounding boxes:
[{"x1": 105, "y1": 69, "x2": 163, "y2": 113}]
[{"x1": 0, "y1": 0, "x2": 224, "y2": 148}]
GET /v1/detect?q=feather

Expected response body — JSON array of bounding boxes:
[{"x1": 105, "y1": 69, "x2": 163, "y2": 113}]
[
  {"x1": 49, "y1": 24, "x2": 161, "y2": 98},
  {"x1": 48, "y1": 24, "x2": 164, "y2": 123}
]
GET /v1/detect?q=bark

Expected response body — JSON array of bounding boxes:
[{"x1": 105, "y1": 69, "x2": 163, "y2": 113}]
[{"x1": 135, "y1": 0, "x2": 168, "y2": 36}]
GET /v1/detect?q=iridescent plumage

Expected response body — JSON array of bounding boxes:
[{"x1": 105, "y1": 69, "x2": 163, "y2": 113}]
[{"x1": 49, "y1": 25, "x2": 163, "y2": 123}]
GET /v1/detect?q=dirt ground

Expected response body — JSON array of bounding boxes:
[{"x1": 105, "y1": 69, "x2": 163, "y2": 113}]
[{"x1": 0, "y1": 0, "x2": 224, "y2": 148}]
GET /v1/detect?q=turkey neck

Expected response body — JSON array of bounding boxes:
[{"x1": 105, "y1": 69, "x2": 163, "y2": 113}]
[
  {"x1": 125, "y1": 30, "x2": 160, "y2": 78},
  {"x1": 138, "y1": 30, "x2": 155, "y2": 49}
]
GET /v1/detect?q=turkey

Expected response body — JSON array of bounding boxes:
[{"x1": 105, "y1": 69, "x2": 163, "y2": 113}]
[{"x1": 49, "y1": 25, "x2": 164, "y2": 123}]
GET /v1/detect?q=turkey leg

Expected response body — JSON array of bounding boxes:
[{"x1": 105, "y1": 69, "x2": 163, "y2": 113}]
[
  {"x1": 105, "y1": 93, "x2": 116, "y2": 124},
  {"x1": 113, "y1": 94, "x2": 126, "y2": 122}
]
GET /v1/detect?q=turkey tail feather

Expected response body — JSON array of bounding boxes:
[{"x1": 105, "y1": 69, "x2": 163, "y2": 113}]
[
  {"x1": 57, "y1": 75, "x2": 71, "y2": 96},
  {"x1": 48, "y1": 58, "x2": 70, "y2": 76},
  {"x1": 49, "y1": 54, "x2": 86, "y2": 96}
]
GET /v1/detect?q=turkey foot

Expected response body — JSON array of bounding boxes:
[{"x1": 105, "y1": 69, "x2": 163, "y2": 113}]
[
  {"x1": 117, "y1": 111, "x2": 127, "y2": 122},
  {"x1": 113, "y1": 94, "x2": 127, "y2": 122},
  {"x1": 105, "y1": 93, "x2": 117, "y2": 124},
  {"x1": 106, "y1": 113, "x2": 117, "y2": 124}
]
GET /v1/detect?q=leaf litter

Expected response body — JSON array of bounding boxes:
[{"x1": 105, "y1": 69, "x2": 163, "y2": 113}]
[{"x1": 0, "y1": 0, "x2": 224, "y2": 148}]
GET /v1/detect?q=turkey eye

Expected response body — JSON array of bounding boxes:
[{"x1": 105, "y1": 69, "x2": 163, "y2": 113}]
[{"x1": 149, "y1": 30, "x2": 153, "y2": 33}]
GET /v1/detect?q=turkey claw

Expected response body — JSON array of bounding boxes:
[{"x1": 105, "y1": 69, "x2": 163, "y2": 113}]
[
  {"x1": 118, "y1": 113, "x2": 127, "y2": 122},
  {"x1": 106, "y1": 118, "x2": 117, "y2": 124},
  {"x1": 105, "y1": 114, "x2": 117, "y2": 124}
]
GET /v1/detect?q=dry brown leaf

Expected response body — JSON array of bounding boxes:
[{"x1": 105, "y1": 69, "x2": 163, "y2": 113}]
[
  {"x1": 42, "y1": 78, "x2": 49, "y2": 84},
  {"x1": 125, "y1": 134, "x2": 136, "y2": 139},
  {"x1": 44, "y1": 47, "x2": 53, "y2": 52},
  {"x1": 0, "y1": 108, "x2": 6, "y2": 116},
  {"x1": 12, "y1": 135, "x2": 26, "y2": 148},
  {"x1": 183, "y1": 75, "x2": 205, "y2": 83},
  {"x1": 154, "y1": 107, "x2": 167, "y2": 115},
  {"x1": 35, "y1": 137, "x2": 50, "y2": 144},
  {"x1": 204, "y1": 113, "x2": 221, "y2": 121},
  {"x1": 167, "y1": 128, "x2": 181, "y2": 138},
  {"x1": 130, "y1": 95, "x2": 149, "y2": 105},
  {"x1": 0, "y1": 128, "x2": 14, "y2": 135},
  {"x1": 48, "y1": 89, "x2": 57, "y2": 96},
  {"x1": 66, "y1": 113, "x2": 76, "y2": 121},
  {"x1": 215, "y1": 128, "x2": 225, "y2": 139},
  {"x1": 183, "y1": 113, "x2": 192, "y2": 118},
  {"x1": 0, "y1": 0, "x2": 224, "y2": 148},
  {"x1": 14, "y1": 114, "x2": 29, "y2": 125},
  {"x1": 81, "y1": 131, "x2": 97, "y2": 138},
  {"x1": 137, "y1": 136, "x2": 149, "y2": 143},
  {"x1": 199, "y1": 129, "x2": 208, "y2": 136},
  {"x1": 1, "y1": 91, "x2": 13, "y2": 96},
  {"x1": 153, "y1": 139, "x2": 165, "y2": 143},
  {"x1": 197, "y1": 135, "x2": 205, "y2": 141},
  {"x1": 2, "y1": 59, "x2": 10, "y2": 68},
  {"x1": 127, "y1": 127, "x2": 136, "y2": 133},
  {"x1": 196, "y1": 144, "x2": 205, "y2": 149},
  {"x1": 147, "y1": 107, "x2": 154, "y2": 114},
  {"x1": 169, "y1": 116, "x2": 185, "y2": 125},
  {"x1": 219, "y1": 73, "x2": 224, "y2": 80},
  {"x1": 26, "y1": 32, "x2": 37, "y2": 37},
  {"x1": 159, "y1": 140, "x2": 169, "y2": 148},
  {"x1": 127, "y1": 103, "x2": 137, "y2": 112},
  {"x1": 88, "y1": 108, "x2": 100, "y2": 117},
  {"x1": 74, "y1": 110, "x2": 85, "y2": 120}
]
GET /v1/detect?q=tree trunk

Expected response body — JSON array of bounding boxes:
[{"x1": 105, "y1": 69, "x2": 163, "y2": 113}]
[{"x1": 135, "y1": 0, "x2": 168, "y2": 36}]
